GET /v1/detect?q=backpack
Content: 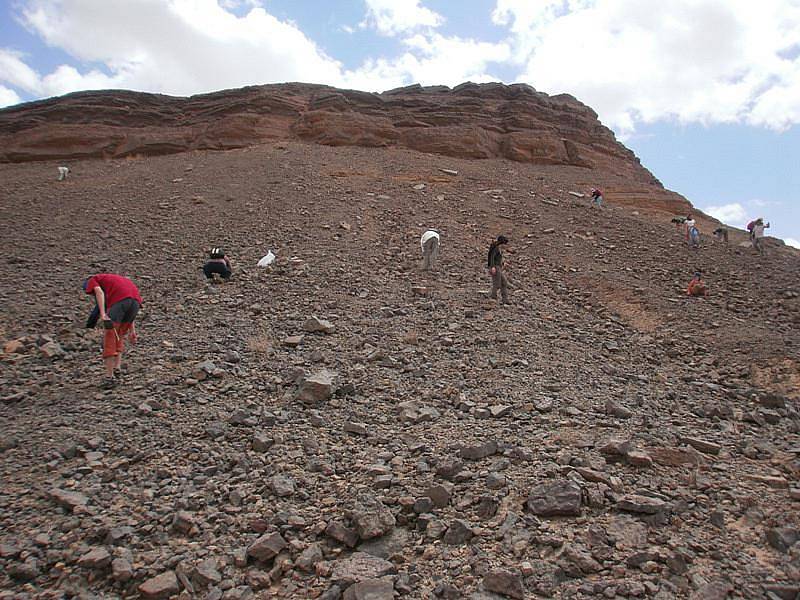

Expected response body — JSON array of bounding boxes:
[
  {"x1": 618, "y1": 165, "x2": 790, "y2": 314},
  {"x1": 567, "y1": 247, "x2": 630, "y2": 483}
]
[
  {"x1": 209, "y1": 247, "x2": 225, "y2": 259},
  {"x1": 746, "y1": 221, "x2": 755, "y2": 232}
]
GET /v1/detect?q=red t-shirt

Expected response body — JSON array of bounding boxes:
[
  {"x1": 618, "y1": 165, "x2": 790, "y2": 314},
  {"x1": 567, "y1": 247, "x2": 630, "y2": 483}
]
[{"x1": 85, "y1": 274, "x2": 143, "y2": 308}]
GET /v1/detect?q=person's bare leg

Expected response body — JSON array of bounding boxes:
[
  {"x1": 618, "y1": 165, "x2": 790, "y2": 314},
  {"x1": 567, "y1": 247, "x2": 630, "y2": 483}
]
[{"x1": 103, "y1": 356, "x2": 115, "y2": 378}]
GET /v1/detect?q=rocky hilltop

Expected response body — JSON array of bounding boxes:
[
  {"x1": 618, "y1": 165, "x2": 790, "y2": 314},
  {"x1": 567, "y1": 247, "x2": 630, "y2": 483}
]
[{"x1": 0, "y1": 82, "x2": 689, "y2": 213}]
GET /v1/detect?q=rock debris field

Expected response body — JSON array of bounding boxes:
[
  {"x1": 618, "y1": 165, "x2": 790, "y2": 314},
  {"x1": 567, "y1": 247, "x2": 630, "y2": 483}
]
[{"x1": 0, "y1": 142, "x2": 798, "y2": 600}]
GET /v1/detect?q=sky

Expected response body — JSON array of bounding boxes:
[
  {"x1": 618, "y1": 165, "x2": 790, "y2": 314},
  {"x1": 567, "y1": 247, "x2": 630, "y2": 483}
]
[{"x1": 1, "y1": 0, "x2": 798, "y2": 247}]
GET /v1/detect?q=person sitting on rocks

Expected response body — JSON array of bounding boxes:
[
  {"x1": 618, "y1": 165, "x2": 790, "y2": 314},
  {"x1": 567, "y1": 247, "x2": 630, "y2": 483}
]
[
  {"x1": 687, "y1": 272, "x2": 708, "y2": 297},
  {"x1": 488, "y1": 235, "x2": 510, "y2": 304},
  {"x1": 83, "y1": 273, "x2": 142, "y2": 388},
  {"x1": 203, "y1": 247, "x2": 233, "y2": 281},
  {"x1": 420, "y1": 229, "x2": 440, "y2": 271},
  {"x1": 713, "y1": 227, "x2": 728, "y2": 243},
  {"x1": 590, "y1": 187, "x2": 603, "y2": 208}
]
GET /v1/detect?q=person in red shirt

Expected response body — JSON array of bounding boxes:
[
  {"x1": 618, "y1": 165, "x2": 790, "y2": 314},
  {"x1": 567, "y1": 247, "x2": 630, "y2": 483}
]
[
  {"x1": 83, "y1": 273, "x2": 142, "y2": 387},
  {"x1": 686, "y1": 272, "x2": 708, "y2": 297}
]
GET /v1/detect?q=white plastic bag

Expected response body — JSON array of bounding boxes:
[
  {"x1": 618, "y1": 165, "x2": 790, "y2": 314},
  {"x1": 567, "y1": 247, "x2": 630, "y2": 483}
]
[{"x1": 257, "y1": 250, "x2": 276, "y2": 267}]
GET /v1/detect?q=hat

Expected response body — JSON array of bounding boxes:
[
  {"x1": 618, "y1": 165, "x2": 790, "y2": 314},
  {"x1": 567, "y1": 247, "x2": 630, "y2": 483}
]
[{"x1": 497, "y1": 235, "x2": 509, "y2": 244}]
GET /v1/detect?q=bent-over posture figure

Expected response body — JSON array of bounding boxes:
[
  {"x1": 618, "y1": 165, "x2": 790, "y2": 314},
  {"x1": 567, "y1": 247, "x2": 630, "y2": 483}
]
[
  {"x1": 488, "y1": 235, "x2": 510, "y2": 304},
  {"x1": 204, "y1": 247, "x2": 233, "y2": 280},
  {"x1": 420, "y1": 229, "x2": 440, "y2": 271},
  {"x1": 57, "y1": 166, "x2": 70, "y2": 181},
  {"x1": 713, "y1": 227, "x2": 728, "y2": 243},
  {"x1": 83, "y1": 273, "x2": 142, "y2": 388}
]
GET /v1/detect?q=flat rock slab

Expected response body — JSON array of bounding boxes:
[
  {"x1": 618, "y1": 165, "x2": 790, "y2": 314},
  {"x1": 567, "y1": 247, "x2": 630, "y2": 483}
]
[
  {"x1": 247, "y1": 532, "x2": 287, "y2": 562},
  {"x1": 483, "y1": 570, "x2": 525, "y2": 599},
  {"x1": 295, "y1": 369, "x2": 335, "y2": 404},
  {"x1": 49, "y1": 488, "x2": 88, "y2": 511},
  {"x1": 331, "y1": 552, "x2": 396, "y2": 585},
  {"x1": 138, "y1": 571, "x2": 180, "y2": 600},
  {"x1": 459, "y1": 440, "x2": 498, "y2": 460},
  {"x1": 527, "y1": 480, "x2": 582, "y2": 516},
  {"x1": 617, "y1": 494, "x2": 668, "y2": 515}
]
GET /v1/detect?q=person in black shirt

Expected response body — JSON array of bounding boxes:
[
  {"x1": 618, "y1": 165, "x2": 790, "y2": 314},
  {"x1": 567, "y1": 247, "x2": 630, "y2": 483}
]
[{"x1": 487, "y1": 235, "x2": 509, "y2": 304}]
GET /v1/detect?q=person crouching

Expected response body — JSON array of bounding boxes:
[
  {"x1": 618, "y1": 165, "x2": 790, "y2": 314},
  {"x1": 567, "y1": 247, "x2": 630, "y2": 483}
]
[
  {"x1": 203, "y1": 247, "x2": 233, "y2": 281},
  {"x1": 83, "y1": 273, "x2": 142, "y2": 388}
]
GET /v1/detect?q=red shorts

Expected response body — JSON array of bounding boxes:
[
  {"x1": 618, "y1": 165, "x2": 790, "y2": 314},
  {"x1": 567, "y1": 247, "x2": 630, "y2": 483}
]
[{"x1": 102, "y1": 323, "x2": 132, "y2": 358}]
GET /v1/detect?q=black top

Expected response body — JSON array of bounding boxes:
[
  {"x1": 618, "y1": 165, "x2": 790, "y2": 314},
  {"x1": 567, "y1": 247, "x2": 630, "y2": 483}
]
[{"x1": 488, "y1": 244, "x2": 503, "y2": 268}]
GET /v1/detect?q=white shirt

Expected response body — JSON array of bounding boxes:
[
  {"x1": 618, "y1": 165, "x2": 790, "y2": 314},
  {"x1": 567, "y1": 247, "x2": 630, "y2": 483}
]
[
  {"x1": 753, "y1": 223, "x2": 769, "y2": 238},
  {"x1": 685, "y1": 219, "x2": 696, "y2": 229},
  {"x1": 420, "y1": 230, "x2": 440, "y2": 252}
]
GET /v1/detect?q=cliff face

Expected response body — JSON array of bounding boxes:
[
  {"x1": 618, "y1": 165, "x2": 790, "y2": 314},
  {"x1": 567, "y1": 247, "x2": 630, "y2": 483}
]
[{"x1": 0, "y1": 81, "x2": 655, "y2": 181}]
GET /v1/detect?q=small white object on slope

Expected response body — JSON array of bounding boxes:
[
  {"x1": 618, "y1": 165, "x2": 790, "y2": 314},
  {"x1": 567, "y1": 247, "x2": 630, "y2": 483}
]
[{"x1": 257, "y1": 251, "x2": 276, "y2": 267}]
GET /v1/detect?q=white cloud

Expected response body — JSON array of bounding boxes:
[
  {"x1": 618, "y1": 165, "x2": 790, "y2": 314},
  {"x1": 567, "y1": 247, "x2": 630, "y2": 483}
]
[
  {"x1": 0, "y1": 85, "x2": 21, "y2": 107},
  {"x1": 704, "y1": 202, "x2": 748, "y2": 227},
  {"x1": 13, "y1": 0, "x2": 343, "y2": 97},
  {"x1": 494, "y1": 0, "x2": 800, "y2": 133},
  {"x1": 785, "y1": 237, "x2": 800, "y2": 249},
  {"x1": 361, "y1": 0, "x2": 444, "y2": 36},
  {"x1": 344, "y1": 33, "x2": 509, "y2": 90}
]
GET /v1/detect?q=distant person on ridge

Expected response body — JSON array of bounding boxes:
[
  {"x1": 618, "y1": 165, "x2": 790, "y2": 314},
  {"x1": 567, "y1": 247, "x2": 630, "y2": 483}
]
[
  {"x1": 487, "y1": 235, "x2": 510, "y2": 304},
  {"x1": 420, "y1": 229, "x2": 440, "y2": 271},
  {"x1": 57, "y1": 166, "x2": 70, "y2": 181},
  {"x1": 687, "y1": 271, "x2": 708, "y2": 297},
  {"x1": 748, "y1": 218, "x2": 770, "y2": 254},
  {"x1": 590, "y1": 188, "x2": 603, "y2": 208},
  {"x1": 83, "y1": 273, "x2": 142, "y2": 388},
  {"x1": 713, "y1": 227, "x2": 728, "y2": 243},
  {"x1": 203, "y1": 247, "x2": 233, "y2": 281}
]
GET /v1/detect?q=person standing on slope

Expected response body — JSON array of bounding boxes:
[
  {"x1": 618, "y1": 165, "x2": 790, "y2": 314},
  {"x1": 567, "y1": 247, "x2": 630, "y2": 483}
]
[
  {"x1": 590, "y1": 188, "x2": 603, "y2": 208},
  {"x1": 83, "y1": 273, "x2": 142, "y2": 388},
  {"x1": 749, "y1": 218, "x2": 770, "y2": 254},
  {"x1": 488, "y1": 235, "x2": 510, "y2": 304},
  {"x1": 420, "y1": 229, "x2": 440, "y2": 271},
  {"x1": 685, "y1": 215, "x2": 700, "y2": 249}
]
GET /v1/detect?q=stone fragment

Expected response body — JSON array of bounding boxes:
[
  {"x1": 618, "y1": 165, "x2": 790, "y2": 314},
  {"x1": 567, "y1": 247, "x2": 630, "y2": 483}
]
[
  {"x1": 766, "y1": 527, "x2": 800, "y2": 553},
  {"x1": 426, "y1": 483, "x2": 453, "y2": 508},
  {"x1": 689, "y1": 581, "x2": 733, "y2": 600},
  {"x1": 605, "y1": 398, "x2": 632, "y2": 418},
  {"x1": 681, "y1": 436, "x2": 722, "y2": 455},
  {"x1": 193, "y1": 559, "x2": 222, "y2": 587},
  {"x1": 270, "y1": 474, "x2": 296, "y2": 497},
  {"x1": 648, "y1": 446, "x2": 703, "y2": 466},
  {"x1": 138, "y1": 571, "x2": 180, "y2": 600},
  {"x1": 459, "y1": 440, "x2": 498, "y2": 460},
  {"x1": 353, "y1": 498, "x2": 396, "y2": 540},
  {"x1": 296, "y1": 543, "x2": 324, "y2": 572},
  {"x1": 252, "y1": 432, "x2": 274, "y2": 453},
  {"x1": 343, "y1": 577, "x2": 395, "y2": 600},
  {"x1": 598, "y1": 438, "x2": 632, "y2": 457},
  {"x1": 8, "y1": 558, "x2": 40, "y2": 581},
  {"x1": 617, "y1": 494, "x2": 668, "y2": 515},
  {"x1": 49, "y1": 488, "x2": 88, "y2": 511},
  {"x1": 443, "y1": 519, "x2": 474, "y2": 545},
  {"x1": 247, "y1": 532, "x2": 287, "y2": 562},
  {"x1": 172, "y1": 510, "x2": 196, "y2": 535},
  {"x1": 331, "y1": 552, "x2": 396, "y2": 584},
  {"x1": 295, "y1": 370, "x2": 335, "y2": 404},
  {"x1": 112, "y1": 558, "x2": 133, "y2": 582},
  {"x1": 304, "y1": 316, "x2": 336, "y2": 334},
  {"x1": 326, "y1": 521, "x2": 359, "y2": 548},
  {"x1": 77, "y1": 547, "x2": 111, "y2": 569},
  {"x1": 483, "y1": 570, "x2": 525, "y2": 599},
  {"x1": 527, "y1": 480, "x2": 582, "y2": 516}
]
